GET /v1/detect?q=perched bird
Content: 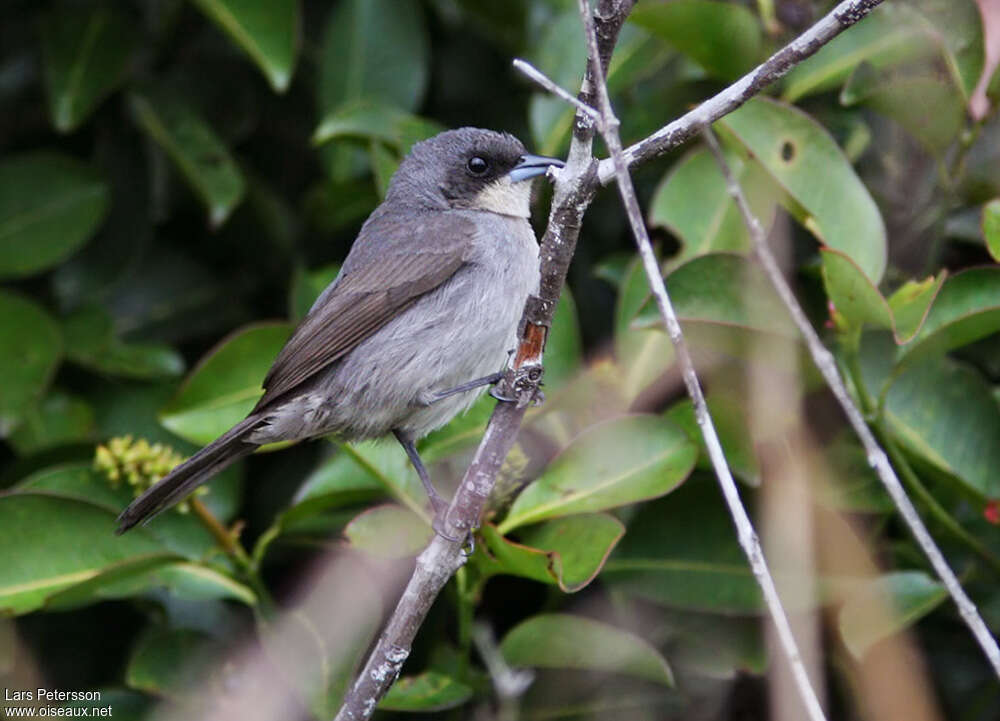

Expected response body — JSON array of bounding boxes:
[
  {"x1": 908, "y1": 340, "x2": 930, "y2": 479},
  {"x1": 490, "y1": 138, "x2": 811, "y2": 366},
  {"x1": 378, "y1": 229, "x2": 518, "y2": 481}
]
[{"x1": 116, "y1": 128, "x2": 563, "y2": 534}]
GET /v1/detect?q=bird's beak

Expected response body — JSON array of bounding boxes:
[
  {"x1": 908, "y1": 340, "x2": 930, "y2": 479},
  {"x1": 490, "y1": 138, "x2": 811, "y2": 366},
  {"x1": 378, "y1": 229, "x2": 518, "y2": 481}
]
[{"x1": 509, "y1": 154, "x2": 565, "y2": 183}]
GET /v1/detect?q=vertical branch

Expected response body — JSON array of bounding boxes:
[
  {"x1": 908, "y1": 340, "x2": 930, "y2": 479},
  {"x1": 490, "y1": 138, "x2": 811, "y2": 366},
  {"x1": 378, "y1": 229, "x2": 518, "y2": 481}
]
[
  {"x1": 570, "y1": 1, "x2": 829, "y2": 718},
  {"x1": 702, "y1": 128, "x2": 1000, "y2": 679}
]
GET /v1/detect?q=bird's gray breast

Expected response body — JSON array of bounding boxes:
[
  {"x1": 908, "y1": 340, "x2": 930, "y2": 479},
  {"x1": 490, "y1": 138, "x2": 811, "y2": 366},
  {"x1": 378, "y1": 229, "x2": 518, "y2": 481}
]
[{"x1": 258, "y1": 211, "x2": 539, "y2": 443}]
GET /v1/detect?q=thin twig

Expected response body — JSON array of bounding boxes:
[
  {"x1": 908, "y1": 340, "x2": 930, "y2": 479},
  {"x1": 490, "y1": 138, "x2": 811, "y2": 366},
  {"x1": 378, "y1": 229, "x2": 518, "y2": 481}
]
[
  {"x1": 569, "y1": 1, "x2": 829, "y2": 718},
  {"x1": 701, "y1": 128, "x2": 1000, "y2": 679},
  {"x1": 512, "y1": 59, "x2": 601, "y2": 122},
  {"x1": 594, "y1": 0, "x2": 887, "y2": 184}
]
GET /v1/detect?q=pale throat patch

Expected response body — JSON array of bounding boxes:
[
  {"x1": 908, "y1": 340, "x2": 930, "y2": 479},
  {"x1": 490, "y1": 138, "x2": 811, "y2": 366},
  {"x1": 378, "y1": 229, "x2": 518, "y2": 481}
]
[{"x1": 471, "y1": 175, "x2": 533, "y2": 218}]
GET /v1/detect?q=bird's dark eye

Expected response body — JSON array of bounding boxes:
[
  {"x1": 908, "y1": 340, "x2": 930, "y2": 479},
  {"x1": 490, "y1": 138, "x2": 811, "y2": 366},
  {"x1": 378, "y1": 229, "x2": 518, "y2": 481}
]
[{"x1": 466, "y1": 156, "x2": 489, "y2": 176}]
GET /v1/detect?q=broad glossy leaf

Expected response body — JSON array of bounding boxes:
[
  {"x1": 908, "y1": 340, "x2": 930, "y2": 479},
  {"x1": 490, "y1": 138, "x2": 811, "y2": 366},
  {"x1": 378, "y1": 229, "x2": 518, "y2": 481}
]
[
  {"x1": 781, "y1": 3, "x2": 936, "y2": 102},
  {"x1": 40, "y1": 7, "x2": 135, "y2": 132},
  {"x1": 478, "y1": 514, "x2": 624, "y2": 592},
  {"x1": 318, "y1": 0, "x2": 428, "y2": 118},
  {"x1": 8, "y1": 391, "x2": 95, "y2": 454},
  {"x1": 63, "y1": 305, "x2": 184, "y2": 380},
  {"x1": 289, "y1": 263, "x2": 340, "y2": 320},
  {"x1": 613, "y1": 258, "x2": 676, "y2": 401},
  {"x1": 899, "y1": 267, "x2": 1000, "y2": 365},
  {"x1": 603, "y1": 477, "x2": 763, "y2": 614},
  {"x1": 718, "y1": 98, "x2": 887, "y2": 283},
  {"x1": 861, "y1": 344, "x2": 1000, "y2": 499},
  {"x1": 126, "y1": 628, "x2": 219, "y2": 697},
  {"x1": 629, "y1": 0, "x2": 761, "y2": 80},
  {"x1": 648, "y1": 148, "x2": 777, "y2": 267},
  {"x1": 369, "y1": 141, "x2": 398, "y2": 198},
  {"x1": 838, "y1": 571, "x2": 947, "y2": 658},
  {"x1": 821, "y1": 247, "x2": 892, "y2": 331},
  {"x1": 886, "y1": 273, "x2": 946, "y2": 344},
  {"x1": 0, "y1": 152, "x2": 109, "y2": 278},
  {"x1": 129, "y1": 88, "x2": 246, "y2": 227},
  {"x1": 344, "y1": 504, "x2": 431, "y2": 558},
  {"x1": 983, "y1": 199, "x2": 1000, "y2": 262},
  {"x1": 190, "y1": 0, "x2": 299, "y2": 92},
  {"x1": 0, "y1": 492, "x2": 165, "y2": 614},
  {"x1": 914, "y1": 0, "x2": 984, "y2": 100},
  {"x1": 160, "y1": 323, "x2": 292, "y2": 446},
  {"x1": 0, "y1": 291, "x2": 62, "y2": 437},
  {"x1": 664, "y1": 395, "x2": 759, "y2": 486},
  {"x1": 313, "y1": 101, "x2": 444, "y2": 150},
  {"x1": 418, "y1": 394, "x2": 494, "y2": 464},
  {"x1": 500, "y1": 614, "x2": 673, "y2": 686},
  {"x1": 339, "y1": 441, "x2": 432, "y2": 522},
  {"x1": 544, "y1": 289, "x2": 583, "y2": 391},
  {"x1": 499, "y1": 415, "x2": 697, "y2": 532},
  {"x1": 379, "y1": 671, "x2": 473, "y2": 712}
]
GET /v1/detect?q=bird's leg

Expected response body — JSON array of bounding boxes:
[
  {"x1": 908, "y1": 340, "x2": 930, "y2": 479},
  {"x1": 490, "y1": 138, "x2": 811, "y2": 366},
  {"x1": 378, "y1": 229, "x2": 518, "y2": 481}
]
[
  {"x1": 426, "y1": 372, "x2": 505, "y2": 403},
  {"x1": 393, "y1": 429, "x2": 461, "y2": 542}
]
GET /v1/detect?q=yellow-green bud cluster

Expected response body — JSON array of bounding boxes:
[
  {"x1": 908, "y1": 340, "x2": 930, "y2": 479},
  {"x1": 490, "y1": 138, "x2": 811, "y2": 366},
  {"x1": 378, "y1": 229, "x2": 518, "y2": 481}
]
[{"x1": 93, "y1": 436, "x2": 205, "y2": 513}]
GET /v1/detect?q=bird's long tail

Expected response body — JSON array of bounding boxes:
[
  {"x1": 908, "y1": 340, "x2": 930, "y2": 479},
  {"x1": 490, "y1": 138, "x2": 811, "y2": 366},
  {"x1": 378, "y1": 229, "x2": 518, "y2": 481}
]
[{"x1": 115, "y1": 415, "x2": 263, "y2": 534}]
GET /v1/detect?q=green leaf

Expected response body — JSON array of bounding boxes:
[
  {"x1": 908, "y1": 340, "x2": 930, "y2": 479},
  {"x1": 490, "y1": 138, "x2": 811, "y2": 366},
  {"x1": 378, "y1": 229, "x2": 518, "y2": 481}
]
[
  {"x1": 544, "y1": 289, "x2": 583, "y2": 391},
  {"x1": 0, "y1": 151, "x2": 109, "y2": 278},
  {"x1": 318, "y1": 0, "x2": 428, "y2": 117},
  {"x1": 861, "y1": 345, "x2": 1000, "y2": 500},
  {"x1": 629, "y1": 0, "x2": 761, "y2": 80},
  {"x1": 379, "y1": 671, "x2": 473, "y2": 712},
  {"x1": 39, "y1": 7, "x2": 135, "y2": 132},
  {"x1": 657, "y1": 610, "x2": 766, "y2": 679},
  {"x1": 369, "y1": 141, "x2": 399, "y2": 198},
  {"x1": 126, "y1": 628, "x2": 219, "y2": 697},
  {"x1": 63, "y1": 304, "x2": 185, "y2": 380},
  {"x1": 983, "y1": 199, "x2": 1000, "y2": 262},
  {"x1": 160, "y1": 322, "x2": 292, "y2": 446},
  {"x1": 478, "y1": 514, "x2": 624, "y2": 592},
  {"x1": 338, "y1": 441, "x2": 432, "y2": 522},
  {"x1": 190, "y1": 0, "x2": 300, "y2": 92},
  {"x1": 718, "y1": 98, "x2": 887, "y2": 283},
  {"x1": 886, "y1": 273, "x2": 946, "y2": 344},
  {"x1": 289, "y1": 263, "x2": 341, "y2": 320},
  {"x1": 500, "y1": 614, "x2": 674, "y2": 686},
  {"x1": 129, "y1": 88, "x2": 246, "y2": 228},
  {"x1": 313, "y1": 101, "x2": 444, "y2": 150},
  {"x1": 648, "y1": 147, "x2": 777, "y2": 267},
  {"x1": 499, "y1": 415, "x2": 697, "y2": 533},
  {"x1": 781, "y1": 3, "x2": 937, "y2": 102},
  {"x1": 913, "y1": 0, "x2": 984, "y2": 101},
  {"x1": 7, "y1": 391, "x2": 95, "y2": 454},
  {"x1": 665, "y1": 394, "x2": 759, "y2": 486},
  {"x1": 821, "y1": 247, "x2": 893, "y2": 331},
  {"x1": 418, "y1": 394, "x2": 495, "y2": 464},
  {"x1": 613, "y1": 258, "x2": 676, "y2": 402},
  {"x1": 344, "y1": 504, "x2": 431, "y2": 558},
  {"x1": 0, "y1": 491, "x2": 165, "y2": 615},
  {"x1": 603, "y1": 476, "x2": 763, "y2": 614},
  {"x1": 898, "y1": 267, "x2": 1000, "y2": 365},
  {"x1": 838, "y1": 571, "x2": 947, "y2": 658},
  {"x1": 0, "y1": 291, "x2": 62, "y2": 437}
]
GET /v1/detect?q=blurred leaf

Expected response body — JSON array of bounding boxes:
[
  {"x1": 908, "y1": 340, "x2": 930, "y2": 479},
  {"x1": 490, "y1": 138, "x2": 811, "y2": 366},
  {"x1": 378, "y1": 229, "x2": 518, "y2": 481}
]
[
  {"x1": 40, "y1": 7, "x2": 135, "y2": 132},
  {"x1": 886, "y1": 273, "x2": 946, "y2": 344},
  {"x1": 781, "y1": 3, "x2": 936, "y2": 101},
  {"x1": 304, "y1": 178, "x2": 379, "y2": 233},
  {"x1": 340, "y1": 441, "x2": 432, "y2": 523},
  {"x1": 816, "y1": 435, "x2": 893, "y2": 513},
  {"x1": 604, "y1": 477, "x2": 763, "y2": 614},
  {"x1": 664, "y1": 394, "x2": 759, "y2": 486},
  {"x1": 499, "y1": 415, "x2": 697, "y2": 532},
  {"x1": 344, "y1": 504, "x2": 431, "y2": 558},
  {"x1": 718, "y1": 98, "x2": 887, "y2": 283},
  {"x1": 126, "y1": 628, "x2": 219, "y2": 697},
  {"x1": 8, "y1": 391, "x2": 95, "y2": 455},
  {"x1": 648, "y1": 147, "x2": 777, "y2": 267},
  {"x1": 593, "y1": 252, "x2": 633, "y2": 289},
  {"x1": 0, "y1": 492, "x2": 163, "y2": 615},
  {"x1": 318, "y1": 0, "x2": 428, "y2": 117},
  {"x1": 63, "y1": 304, "x2": 185, "y2": 380},
  {"x1": 0, "y1": 291, "x2": 62, "y2": 437},
  {"x1": 913, "y1": 0, "x2": 984, "y2": 100},
  {"x1": 983, "y1": 199, "x2": 1000, "y2": 262},
  {"x1": 190, "y1": 0, "x2": 299, "y2": 92},
  {"x1": 629, "y1": 0, "x2": 761, "y2": 80},
  {"x1": 369, "y1": 141, "x2": 398, "y2": 198},
  {"x1": 0, "y1": 152, "x2": 109, "y2": 278},
  {"x1": 544, "y1": 289, "x2": 583, "y2": 391},
  {"x1": 129, "y1": 88, "x2": 246, "y2": 227},
  {"x1": 314, "y1": 100, "x2": 445, "y2": 150},
  {"x1": 379, "y1": 671, "x2": 473, "y2": 712},
  {"x1": 500, "y1": 614, "x2": 674, "y2": 686},
  {"x1": 289, "y1": 263, "x2": 341, "y2": 320},
  {"x1": 478, "y1": 514, "x2": 624, "y2": 592},
  {"x1": 654, "y1": 609, "x2": 766, "y2": 679},
  {"x1": 821, "y1": 247, "x2": 892, "y2": 331},
  {"x1": 160, "y1": 322, "x2": 292, "y2": 446},
  {"x1": 613, "y1": 257, "x2": 676, "y2": 401},
  {"x1": 418, "y1": 393, "x2": 494, "y2": 464},
  {"x1": 861, "y1": 345, "x2": 1000, "y2": 500},
  {"x1": 898, "y1": 267, "x2": 1000, "y2": 365},
  {"x1": 838, "y1": 571, "x2": 947, "y2": 658}
]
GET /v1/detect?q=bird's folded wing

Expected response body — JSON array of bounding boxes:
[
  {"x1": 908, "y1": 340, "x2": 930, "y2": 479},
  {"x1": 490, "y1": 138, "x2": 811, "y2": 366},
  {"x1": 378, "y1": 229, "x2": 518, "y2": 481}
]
[{"x1": 254, "y1": 214, "x2": 474, "y2": 410}]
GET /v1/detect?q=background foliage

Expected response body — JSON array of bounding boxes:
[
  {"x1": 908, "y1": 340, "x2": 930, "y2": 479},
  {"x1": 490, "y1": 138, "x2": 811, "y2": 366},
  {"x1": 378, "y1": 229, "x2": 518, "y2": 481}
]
[{"x1": 2, "y1": 0, "x2": 1000, "y2": 719}]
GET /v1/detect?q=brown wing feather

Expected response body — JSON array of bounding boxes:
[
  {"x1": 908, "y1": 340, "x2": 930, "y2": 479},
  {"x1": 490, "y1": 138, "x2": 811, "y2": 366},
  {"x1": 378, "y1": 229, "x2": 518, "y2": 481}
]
[{"x1": 253, "y1": 214, "x2": 473, "y2": 410}]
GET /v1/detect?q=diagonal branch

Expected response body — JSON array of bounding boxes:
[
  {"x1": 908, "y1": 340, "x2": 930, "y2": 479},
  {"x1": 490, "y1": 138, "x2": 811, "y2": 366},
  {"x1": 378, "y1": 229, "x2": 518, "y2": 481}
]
[
  {"x1": 701, "y1": 128, "x2": 1000, "y2": 679},
  {"x1": 565, "y1": 1, "x2": 828, "y2": 718},
  {"x1": 595, "y1": 0, "x2": 887, "y2": 185}
]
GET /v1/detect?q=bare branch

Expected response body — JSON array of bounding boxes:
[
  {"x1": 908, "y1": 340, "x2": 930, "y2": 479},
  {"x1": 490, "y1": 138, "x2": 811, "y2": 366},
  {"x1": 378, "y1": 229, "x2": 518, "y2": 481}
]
[
  {"x1": 513, "y1": 59, "x2": 601, "y2": 122},
  {"x1": 595, "y1": 0, "x2": 887, "y2": 184},
  {"x1": 702, "y1": 128, "x2": 1000, "y2": 680}
]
